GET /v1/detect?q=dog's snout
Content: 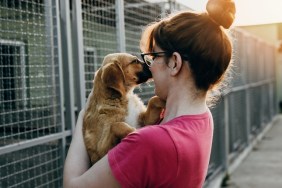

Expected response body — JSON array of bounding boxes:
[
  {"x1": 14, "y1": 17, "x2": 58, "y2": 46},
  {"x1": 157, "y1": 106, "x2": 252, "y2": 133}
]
[
  {"x1": 137, "y1": 62, "x2": 152, "y2": 84},
  {"x1": 142, "y1": 61, "x2": 151, "y2": 74}
]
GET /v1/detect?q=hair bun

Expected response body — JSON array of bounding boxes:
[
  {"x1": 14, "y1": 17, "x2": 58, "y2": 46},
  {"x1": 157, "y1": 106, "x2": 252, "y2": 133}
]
[{"x1": 206, "y1": 0, "x2": 236, "y2": 29}]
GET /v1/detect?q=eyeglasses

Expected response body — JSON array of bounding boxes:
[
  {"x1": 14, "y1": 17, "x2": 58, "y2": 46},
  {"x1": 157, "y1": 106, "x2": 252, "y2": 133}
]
[{"x1": 140, "y1": 51, "x2": 168, "y2": 67}]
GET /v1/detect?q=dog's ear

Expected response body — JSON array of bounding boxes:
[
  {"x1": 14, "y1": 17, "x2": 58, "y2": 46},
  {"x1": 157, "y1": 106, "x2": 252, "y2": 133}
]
[{"x1": 101, "y1": 62, "x2": 126, "y2": 97}]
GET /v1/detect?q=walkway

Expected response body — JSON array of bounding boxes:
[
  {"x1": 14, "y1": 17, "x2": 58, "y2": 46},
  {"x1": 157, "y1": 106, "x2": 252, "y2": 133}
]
[{"x1": 223, "y1": 115, "x2": 282, "y2": 188}]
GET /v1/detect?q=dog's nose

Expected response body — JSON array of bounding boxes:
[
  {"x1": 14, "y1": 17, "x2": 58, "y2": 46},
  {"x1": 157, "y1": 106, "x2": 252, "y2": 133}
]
[{"x1": 136, "y1": 62, "x2": 152, "y2": 84}]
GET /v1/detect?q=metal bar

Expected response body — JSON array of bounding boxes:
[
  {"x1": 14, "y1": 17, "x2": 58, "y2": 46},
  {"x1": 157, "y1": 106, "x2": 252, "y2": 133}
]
[
  {"x1": 115, "y1": 0, "x2": 126, "y2": 52},
  {"x1": 269, "y1": 83, "x2": 274, "y2": 117},
  {"x1": 54, "y1": 0, "x2": 67, "y2": 159},
  {"x1": 59, "y1": 0, "x2": 76, "y2": 133},
  {"x1": 230, "y1": 79, "x2": 274, "y2": 93},
  {"x1": 90, "y1": 2, "x2": 155, "y2": 12},
  {"x1": 0, "y1": 131, "x2": 72, "y2": 155},
  {"x1": 0, "y1": 39, "x2": 25, "y2": 46},
  {"x1": 72, "y1": 0, "x2": 86, "y2": 109},
  {"x1": 223, "y1": 95, "x2": 230, "y2": 172},
  {"x1": 44, "y1": 0, "x2": 57, "y2": 134},
  {"x1": 19, "y1": 45, "x2": 27, "y2": 109},
  {"x1": 245, "y1": 86, "x2": 251, "y2": 145},
  {"x1": 259, "y1": 85, "x2": 263, "y2": 128}
]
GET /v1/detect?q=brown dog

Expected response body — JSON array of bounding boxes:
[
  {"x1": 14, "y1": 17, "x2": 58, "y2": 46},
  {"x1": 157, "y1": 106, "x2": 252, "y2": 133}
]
[{"x1": 83, "y1": 53, "x2": 165, "y2": 164}]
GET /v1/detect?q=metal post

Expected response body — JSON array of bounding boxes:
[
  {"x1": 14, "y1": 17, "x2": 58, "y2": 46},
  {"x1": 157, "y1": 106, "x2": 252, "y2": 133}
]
[
  {"x1": 54, "y1": 0, "x2": 67, "y2": 159},
  {"x1": 72, "y1": 0, "x2": 86, "y2": 110},
  {"x1": 245, "y1": 87, "x2": 251, "y2": 145},
  {"x1": 115, "y1": 0, "x2": 126, "y2": 52},
  {"x1": 59, "y1": 0, "x2": 76, "y2": 133},
  {"x1": 270, "y1": 82, "x2": 275, "y2": 117},
  {"x1": 45, "y1": 0, "x2": 57, "y2": 128},
  {"x1": 223, "y1": 94, "x2": 230, "y2": 173}
]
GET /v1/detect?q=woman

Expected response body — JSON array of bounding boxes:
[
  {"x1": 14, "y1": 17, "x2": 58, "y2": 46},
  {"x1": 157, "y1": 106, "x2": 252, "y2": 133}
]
[{"x1": 63, "y1": 0, "x2": 236, "y2": 187}]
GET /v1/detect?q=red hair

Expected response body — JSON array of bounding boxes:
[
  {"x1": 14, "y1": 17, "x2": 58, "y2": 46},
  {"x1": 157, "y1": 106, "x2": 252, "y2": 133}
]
[{"x1": 140, "y1": 0, "x2": 236, "y2": 91}]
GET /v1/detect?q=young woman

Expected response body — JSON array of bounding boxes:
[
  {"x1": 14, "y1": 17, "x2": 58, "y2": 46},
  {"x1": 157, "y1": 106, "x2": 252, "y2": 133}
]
[{"x1": 63, "y1": 0, "x2": 236, "y2": 187}]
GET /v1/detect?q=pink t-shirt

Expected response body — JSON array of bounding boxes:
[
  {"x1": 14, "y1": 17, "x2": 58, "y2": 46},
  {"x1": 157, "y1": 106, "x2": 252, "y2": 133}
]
[{"x1": 108, "y1": 110, "x2": 213, "y2": 188}]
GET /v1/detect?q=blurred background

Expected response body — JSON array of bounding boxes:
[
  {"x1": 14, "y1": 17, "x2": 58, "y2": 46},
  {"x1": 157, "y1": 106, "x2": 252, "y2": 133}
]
[{"x1": 0, "y1": 0, "x2": 281, "y2": 187}]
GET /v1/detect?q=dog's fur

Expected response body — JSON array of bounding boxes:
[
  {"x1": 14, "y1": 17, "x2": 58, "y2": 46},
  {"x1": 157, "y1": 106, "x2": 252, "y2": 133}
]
[{"x1": 83, "y1": 53, "x2": 165, "y2": 164}]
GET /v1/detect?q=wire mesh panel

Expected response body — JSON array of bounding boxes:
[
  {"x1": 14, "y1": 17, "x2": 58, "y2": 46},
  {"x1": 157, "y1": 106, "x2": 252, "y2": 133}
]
[
  {"x1": 245, "y1": 36, "x2": 258, "y2": 84},
  {"x1": 269, "y1": 82, "x2": 276, "y2": 116},
  {"x1": 0, "y1": 0, "x2": 62, "y2": 144},
  {"x1": 124, "y1": 0, "x2": 164, "y2": 54},
  {"x1": 123, "y1": 0, "x2": 166, "y2": 102},
  {"x1": 208, "y1": 100, "x2": 226, "y2": 179},
  {"x1": 228, "y1": 90, "x2": 248, "y2": 154},
  {"x1": 232, "y1": 30, "x2": 247, "y2": 87},
  {"x1": 261, "y1": 84, "x2": 271, "y2": 125},
  {"x1": 265, "y1": 44, "x2": 275, "y2": 80},
  {"x1": 0, "y1": 0, "x2": 63, "y2": 187},
  {"x1": 0, "y1": 141, "x2": 63, "y2": 188},
  {"x1": 249, "y1": 86, "x2": 262, "y2": 135},
  {"x1": 264, "y1": 44, "x2": 276, "y2": 117},
  {"x1": 81, "y1": 0, "x2": 117, "y2": 97},
  {"x1": 123, "y1": 0, "x2": 189, "y2": 55},
  {"x1": 256, "y1": 41, "x2": 266, "y2": 82}
]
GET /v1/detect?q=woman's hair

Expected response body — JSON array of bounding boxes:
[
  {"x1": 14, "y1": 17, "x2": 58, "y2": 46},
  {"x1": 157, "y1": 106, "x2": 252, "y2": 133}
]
[{"x1": 140, "y1": 0, "x2": 236, "y2": 92}]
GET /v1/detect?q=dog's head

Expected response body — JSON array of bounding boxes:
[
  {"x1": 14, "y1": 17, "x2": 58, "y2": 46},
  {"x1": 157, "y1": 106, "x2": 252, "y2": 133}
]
[{"x1": 99, "y1": 53, "x2": 152, "y2": 97}]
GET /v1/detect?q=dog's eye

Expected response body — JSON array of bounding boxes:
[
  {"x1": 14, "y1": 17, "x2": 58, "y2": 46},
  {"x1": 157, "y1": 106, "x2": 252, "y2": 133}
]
[{"x1": 131, "y1": 59, "x2": 139, "y2": 64}]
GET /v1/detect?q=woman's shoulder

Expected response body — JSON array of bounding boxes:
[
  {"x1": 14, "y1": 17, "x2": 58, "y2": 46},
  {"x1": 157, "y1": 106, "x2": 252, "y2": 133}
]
[
  {"x1": 164, "y1": 110, "x2": 212, "y2": 123},
  {"x1": 127, "y1": 125, "x2": 173, "y2": 148}
]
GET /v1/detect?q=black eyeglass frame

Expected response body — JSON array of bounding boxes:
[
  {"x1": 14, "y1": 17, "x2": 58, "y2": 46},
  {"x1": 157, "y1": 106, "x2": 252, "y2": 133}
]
[{"x1": 140, "y1": 51, "x2": 169, "y2": 67}]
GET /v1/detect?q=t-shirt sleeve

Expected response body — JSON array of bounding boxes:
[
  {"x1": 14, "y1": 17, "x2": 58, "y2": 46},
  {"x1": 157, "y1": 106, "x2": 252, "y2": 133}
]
[{"x1": 108, "y1": 126, "x2": 178, "y2": 188}]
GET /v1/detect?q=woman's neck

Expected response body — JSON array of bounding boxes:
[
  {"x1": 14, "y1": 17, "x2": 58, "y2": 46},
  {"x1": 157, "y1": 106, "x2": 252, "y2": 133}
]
[{"x1": 160, "y1": 86, "x2": 208, "y2": 124}]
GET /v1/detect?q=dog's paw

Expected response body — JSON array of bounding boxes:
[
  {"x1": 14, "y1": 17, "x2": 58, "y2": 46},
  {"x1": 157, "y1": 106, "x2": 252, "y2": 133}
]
[
  {"x1": 148, "y1": 96, "x2": 166, "y2": 109},
  {"x1": 138, "y1": 96, "x2": 166, "y2": 126}
]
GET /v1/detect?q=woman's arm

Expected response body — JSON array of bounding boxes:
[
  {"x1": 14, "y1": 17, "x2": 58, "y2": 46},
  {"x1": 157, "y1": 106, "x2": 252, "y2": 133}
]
[{"x1": 63, "y1": 110, "x2": 121, "y2": 188}]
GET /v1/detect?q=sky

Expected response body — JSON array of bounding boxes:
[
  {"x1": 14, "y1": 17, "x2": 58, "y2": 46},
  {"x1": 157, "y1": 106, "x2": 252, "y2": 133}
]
[{"x1": 176, "y1": 0, "x2": 282, "y2": 26}]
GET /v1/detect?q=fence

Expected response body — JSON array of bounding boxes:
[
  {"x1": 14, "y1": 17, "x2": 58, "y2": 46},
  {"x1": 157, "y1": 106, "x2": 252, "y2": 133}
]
[
  {"x1": 0, "y1": 0, "x2": 66, "y2": 187},
  {"x1": 0, "y1": 0, "x2": 277, "y2": 187},
  {"x1": 206, "y1": 29, "x2": 277, "y2": 184}
]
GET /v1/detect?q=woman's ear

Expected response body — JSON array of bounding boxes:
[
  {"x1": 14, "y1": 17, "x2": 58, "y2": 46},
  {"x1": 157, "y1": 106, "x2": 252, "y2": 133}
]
[{"x1": 169, "y1": 52, "x2": 183, "y2": 76}]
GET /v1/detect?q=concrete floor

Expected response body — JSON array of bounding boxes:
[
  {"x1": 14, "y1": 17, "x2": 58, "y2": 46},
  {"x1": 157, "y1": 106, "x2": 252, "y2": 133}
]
[{"x1": 224, "y1": 115, "x2": 282, "y2": 188}]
